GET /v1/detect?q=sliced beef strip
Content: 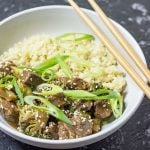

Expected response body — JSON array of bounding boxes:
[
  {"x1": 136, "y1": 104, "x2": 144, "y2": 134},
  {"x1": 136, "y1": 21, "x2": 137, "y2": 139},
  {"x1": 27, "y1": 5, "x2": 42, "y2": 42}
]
[
  {"x1": 48, "y1": 93, "x2": 69, "y2": 108},
  {"x1": 94, "y1": 101, "x2": 112, "y2": 119},
  {"x1": 20, "y1": 70, "x2": 43, "y2": 86},
  {"x1": 0, "y1": 88, "x2": 17, "y2": 101},
  {"x1": 72, "y1": 100, "x2": 93, "y2": 112},
  {"x1": 0, "y1": 97, "x2": 19, "y2": 123},
  {"x1": 66, "y1": 78, "x2": 89, "y2": 90},
  {"x1": 43, "y1": 122, "x2": 58, "y2": 139},
  {"x1": 58, "y1": 112, "x2": 93, "y2": 139},
  {"x1": 54, "y1": 77, "x2": 89, "y2": 90},
  {"x1": 73, "y1": 114, "x2": 93, "y2": 138},
  {"x1": 58, "y1": 121, "x2": 76, "y2": 140},
  {"x1": 0, "y1": 61, "x2": 16, "y2": 75}
]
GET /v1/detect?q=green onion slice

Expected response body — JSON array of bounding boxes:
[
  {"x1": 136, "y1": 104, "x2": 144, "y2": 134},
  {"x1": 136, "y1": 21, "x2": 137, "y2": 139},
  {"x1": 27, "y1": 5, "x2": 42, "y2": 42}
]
[
  {"x1": 34, "y1": 55, "x2": 69, "y2": 72},
  {"x1": 110, "y1": 93, "x2": 123, "y2": 118},
  {"x1": 24, "y1": 95, "x2": 72, "y2": 125},
  {"x1": 17, "y1": 66, "x2": 37, "y2": 72},
  {"x1": 13, "y1": 78, "x2": 24, "y2": 106},
  {"x1": 64, "y1": 90, "x2": 98, "y2": 100},
  {"x1": 56, "y1": 33, "x2": 95, "y2": 42},
  {"x1": 57, "y1": 56, "x2": 72, "y2": 78},
  {"x1": 18, "y1": 55, "x2": 71, "y2": 78},
  {"x1": 64, "y1": 89, "x2": 119, "y2": 100},
  {"x1": 41, "y1": 69, "x2": 55, "y2": 81},
  {"x1": 0, "y1": 75, "x2": 15, "y2": 88},
  {"x1": 92, "y1": 89, "x2": 111, "y2": 95},
  {"x1": 33, "y1": 83, "x2": 63, "y2": 96},
  {"x1": 92, "y1": 89, "x2": 119, "y2": 100}
]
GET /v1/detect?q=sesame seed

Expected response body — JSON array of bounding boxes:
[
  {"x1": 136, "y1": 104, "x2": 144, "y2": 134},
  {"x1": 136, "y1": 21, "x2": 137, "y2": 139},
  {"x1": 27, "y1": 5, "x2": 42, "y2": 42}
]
[
  {"x1": 40, "y1": 122, "x2": 45, "y2": 127},
  {"x1": 72, "y1": 82, "x2": 77, "y2": 85},
  {"x1": 102, "y1": 104, "x2": 106, "y2": 108},
  {"x1": 82, "y1": 104, "x2": 86, "y2": 108},
  {"x1": 89, "y1": 119, "x2": 93, "y2": 123},
  {"x1": 11, "y1": 105, "x2": 14, "y2": 108},
  {"x1": 78, "y1": 128, "x2": 83, "y2": 131},
  {"x1": 5, "y1": 67, "x2": 10, "y2": 71},
  {"x1": 38, "y1": 119, "x2": 41, "y2": 123}
]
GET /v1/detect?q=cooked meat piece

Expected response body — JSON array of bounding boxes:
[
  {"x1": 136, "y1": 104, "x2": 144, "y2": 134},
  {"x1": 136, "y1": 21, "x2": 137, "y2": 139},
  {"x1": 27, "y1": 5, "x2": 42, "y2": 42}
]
[
  {"x1": 54, "y1": 77, "x2": 89, "y2": 90},
  {"x1": 43, "y1": 122, "x2": 58, "y2": 139},
  {"x1": 92, "y1": 118, "x2": 101, "y2": 133},
  {"x1": 66, "y1": 78, "x2": 89, "y2": 90},
  {"x1": 73, "y1": 113, "x2": 93, "y2": 138},
  {"x1": 94, "y1": 101, "x2": 112, "y2": 119},
  {"x1": 58, "y1": 121, "x2": 76, "y2": 140},
  {"x1": 58, "y1": 112, "x2": 93, "y2": 139},
  {"x1": 72, "y1": 100, "x2": 81, "y2": 109},
  {"x1": 81, "y1": 101, "x2": 93, "y2": 111},
  {"x1": 0, "y1": 61, "x2": 16, "y2": 75},
  {"x1": 20, "y1": 70, "x2": 43, "y2": 86},
  {"x1": 0, "y1": 98, "x2": 19, "y2": 123},
  {"x1": 72, "y1": 100, "x2": 93, "y2": 111},
  {"x1": 0, "y1": 88, "x2": 17, "y2": 101},
  {"x1": 48, "y1": 93, "x2": 69, "y2": 108}
]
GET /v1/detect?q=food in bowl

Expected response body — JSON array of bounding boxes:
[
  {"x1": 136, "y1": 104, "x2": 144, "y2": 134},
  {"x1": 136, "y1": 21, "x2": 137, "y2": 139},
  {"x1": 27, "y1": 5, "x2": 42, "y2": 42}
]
[{"x1": 0, "y1": 33, "x2": 126, "y2": 140}]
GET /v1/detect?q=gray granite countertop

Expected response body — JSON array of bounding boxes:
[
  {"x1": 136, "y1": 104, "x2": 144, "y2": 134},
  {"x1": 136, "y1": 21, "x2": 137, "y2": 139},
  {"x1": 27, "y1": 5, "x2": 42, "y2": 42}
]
[{"x1": 0, "y1": 0, "x2": 150, "y2": 150}]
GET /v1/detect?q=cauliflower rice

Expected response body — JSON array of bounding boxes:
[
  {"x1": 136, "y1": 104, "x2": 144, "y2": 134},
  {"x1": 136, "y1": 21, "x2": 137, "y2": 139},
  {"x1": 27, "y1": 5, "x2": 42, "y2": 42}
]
[{"x1": 0, "y1": 34, "x2": 126, "y2": 92}]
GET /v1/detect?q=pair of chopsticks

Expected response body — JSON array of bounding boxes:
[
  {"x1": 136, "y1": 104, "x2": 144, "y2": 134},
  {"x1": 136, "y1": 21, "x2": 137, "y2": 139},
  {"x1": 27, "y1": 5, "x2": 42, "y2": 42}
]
[{"x1": 68, "y1": 0, "x2": 150, "y2": 99}]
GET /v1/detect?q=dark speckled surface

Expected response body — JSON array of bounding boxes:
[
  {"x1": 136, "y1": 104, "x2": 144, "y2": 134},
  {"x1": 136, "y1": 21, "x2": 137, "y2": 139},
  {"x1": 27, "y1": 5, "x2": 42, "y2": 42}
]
[{"x1": 0, "y1": 0, "x2": 150, "y2": 150}]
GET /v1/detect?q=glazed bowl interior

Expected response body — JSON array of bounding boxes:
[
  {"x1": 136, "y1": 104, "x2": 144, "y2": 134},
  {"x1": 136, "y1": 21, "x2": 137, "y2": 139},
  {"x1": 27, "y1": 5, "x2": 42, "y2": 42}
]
[{"x1": 0, "y1": 6, "x2": 146, "y2": 149}]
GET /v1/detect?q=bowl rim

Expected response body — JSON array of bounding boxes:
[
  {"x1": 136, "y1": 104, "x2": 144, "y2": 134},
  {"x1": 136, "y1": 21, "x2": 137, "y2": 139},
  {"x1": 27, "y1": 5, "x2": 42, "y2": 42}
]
[{"x1": 0, "y1": 5, "x2": 146, "y2": 144}]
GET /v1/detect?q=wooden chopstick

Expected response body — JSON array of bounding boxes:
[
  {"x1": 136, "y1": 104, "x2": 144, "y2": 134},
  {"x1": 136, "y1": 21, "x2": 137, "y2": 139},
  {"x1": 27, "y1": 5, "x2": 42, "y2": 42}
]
[
  {"x1": 88, "y1": 0, "x2": 150, "y2": 82},
  {"x1": 68, "y1": 0, "x2": 150, "y2": 99}
]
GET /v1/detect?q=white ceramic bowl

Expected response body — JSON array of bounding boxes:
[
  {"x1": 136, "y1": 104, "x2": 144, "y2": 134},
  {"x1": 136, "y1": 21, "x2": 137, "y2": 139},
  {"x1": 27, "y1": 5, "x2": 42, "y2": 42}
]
[{"x1": 0, "y1": 5, "x2": 146, "y2": 149}]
